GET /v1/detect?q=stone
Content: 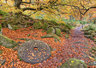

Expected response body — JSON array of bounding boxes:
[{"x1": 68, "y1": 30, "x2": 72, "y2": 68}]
[
  {"x1": 18, "y1": 40, "x2": 51, "y2": 64},
  {"x1": 55, "y1": 28, "x2": 61, "y2": 36},
  {"x1": 8, "y1": 24, "x2": 12, "y2": 30},
  {"x1": 41, "y1": 34, "x2": 61, "y2": 42},
  {"x1": 47, "y1": 27, "x2": 55, "y2": 34},
  {"x1": 60, "y1": 58, "x2": 87, "y2": 68}
]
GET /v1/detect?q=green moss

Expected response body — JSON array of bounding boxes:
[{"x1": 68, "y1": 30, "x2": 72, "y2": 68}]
[
  {"x1": 49, "y1": 45, "x2": 53, "y2": 51},
  {"x1": 32, "y1": 34, "x2": 38, "y2": 37},
  {"x1": 41, "y1": 34, "x2": 54, "y2": 38},
  {"x1": 0, "y1": 50, "x2": 3, "y2": 54},
  {"x1": 89, "y1": 47, "x2": 96, "y2": 58},
  {"x1": 18, "y1": 38, "x2": 31, "y2": 41},
  {"x1": 55, "y1": 28, "x2": 61, "y2": 36},
  {"x1": 27, "y1": 34, "x2": 30, "y2": 37},
  {"x1": 59, "y1": 25, "x2": 70, "y2": 33},
  {"x1": 12, "y1": 25, "x2": 20, "y2": 30},
  {"x1": 60, "y1": 58, "x2": 87, "y2": 68},
  {"x1": 94, "y1": 39, "x2": 96, "y2": 42},
  {"x1": 42, "y1": 22, "x2": 48, "y2": 30},
  {"x1": 47, "y1": 27, "x2": 55, "y2": 34},
  {"x1": 0, "y1": 34, "x2": 18, "y2": 48},
  {"x1": 41, "y1": 34, "x2": 60, "y2": 42},
  {"x1": 65, "y1": 34, "x2": 69, "y2": 39},
  {"x1": 33, "y1": 22, "x2": 43, "y2": 29},
  {"x1": 53, "y1": 34, "x2": 61, "y2": 42},
  {"x1": 0, "y1": 42, "x2": 2, "y2": 45},
  {"x1": 42, "y1": 30, "x2": 46, "y2": 33},
  {"x1": 89, "y1": 36, "x2": 94, "y2": 40},
  {"x1": 17, "y1": 55, "x2": 23, "y2": 61},
  {"x1": 49, "y1": 20, "x2": 58, "y2": 26},
  {"x1": 0, "y1": 24, "x2": 2, "y2": 32}
]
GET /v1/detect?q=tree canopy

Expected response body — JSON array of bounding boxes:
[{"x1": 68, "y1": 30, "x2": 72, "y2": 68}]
[{"x1": 0, "y1": 0, "x2": 96, "y2": 20}]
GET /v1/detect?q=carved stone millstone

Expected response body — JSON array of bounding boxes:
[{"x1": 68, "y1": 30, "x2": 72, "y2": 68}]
[{"x1": 18, "y1": 40, "x2": 51, "y2": 64}]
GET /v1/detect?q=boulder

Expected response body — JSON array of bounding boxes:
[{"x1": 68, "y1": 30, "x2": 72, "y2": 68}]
[
  {"x1": 55, "y1": 28, "x2": 61, "y2": 36},
  {"x1": 60, "y1": 58, "x2": 87, "y2": 68},
  {"x1": 47, "y1": 27, "x2": 55, "y2": 34}
]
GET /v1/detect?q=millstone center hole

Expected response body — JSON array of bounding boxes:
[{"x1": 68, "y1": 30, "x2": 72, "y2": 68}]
[{"x1": 34, "y1": 47, "x2": 38, "y2": 50}]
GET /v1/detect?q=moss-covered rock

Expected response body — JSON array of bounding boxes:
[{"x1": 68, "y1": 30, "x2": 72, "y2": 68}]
[
  {"x1": 41, "y1": 34, "x2": 61, "y2": 42},
  {"x1": 0, "y1": 34, "x2": 18, "y2": 48},
  {"x1": 91, "y1": 33, "x2": 95, "y2": 37},
  {"x1": 47, "y1": 27, "x2": 55, "y2": 34},
  {"x1": 53, "y1": 34, "x2": 61, "y2": 42},
  {"x1": 55, "y1": 28, "x2": 61, "y2": 36},
  {"x1": 60, "y1": 58, "x2": 87, "y2": 68},
  {"x1": 33, "y1": 22, "x2": 43, "y2": 29},
  {"x1": 41, "y1": 34, "x2": 54, "y2": 38},
  {"x1": 0, "y1": 50, "x2": 3, "y2": 54},
  {"x1": 42, "y1": 22, "x2": 48, "y2": 30},
  {"x1": 12, "y1": 25, "x2": 21, "y2": 30}
]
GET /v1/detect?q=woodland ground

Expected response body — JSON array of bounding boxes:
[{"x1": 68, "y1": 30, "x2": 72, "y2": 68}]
[{"x1": 0, "y1": 24, "x2": 95, "y2": 68}]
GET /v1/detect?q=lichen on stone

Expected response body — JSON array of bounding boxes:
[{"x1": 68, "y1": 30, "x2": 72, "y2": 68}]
[{"x1": 60, "y1": 58, "x2": 87, "y2": 68}]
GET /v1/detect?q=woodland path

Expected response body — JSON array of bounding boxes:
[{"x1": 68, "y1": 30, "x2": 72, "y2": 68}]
[
  {"x1": 58, "y1": 24, "x2": 95, "y2": 65},
  {"x1": 0, "y1": 24, "x2": 95, "y2": 68}
]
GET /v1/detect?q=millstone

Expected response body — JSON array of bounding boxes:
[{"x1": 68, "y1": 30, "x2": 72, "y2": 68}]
[{"x1": 18, "y1": 40, "x2": 51, "y2": 64}]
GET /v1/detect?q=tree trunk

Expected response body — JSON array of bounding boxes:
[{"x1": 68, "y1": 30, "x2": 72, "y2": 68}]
[{"x1": 14, "y1": 0, "x2": 22, "y2": 9}]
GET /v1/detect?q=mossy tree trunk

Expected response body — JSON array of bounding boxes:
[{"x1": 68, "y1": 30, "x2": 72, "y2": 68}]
[{"x1": 14, "y1": 0, "x2": 22, "y2": 9}]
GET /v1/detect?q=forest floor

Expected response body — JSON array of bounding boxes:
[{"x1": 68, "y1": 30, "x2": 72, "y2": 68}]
[{"x1": 0, "y1": 25, "x2": 96, "y2": 68}]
